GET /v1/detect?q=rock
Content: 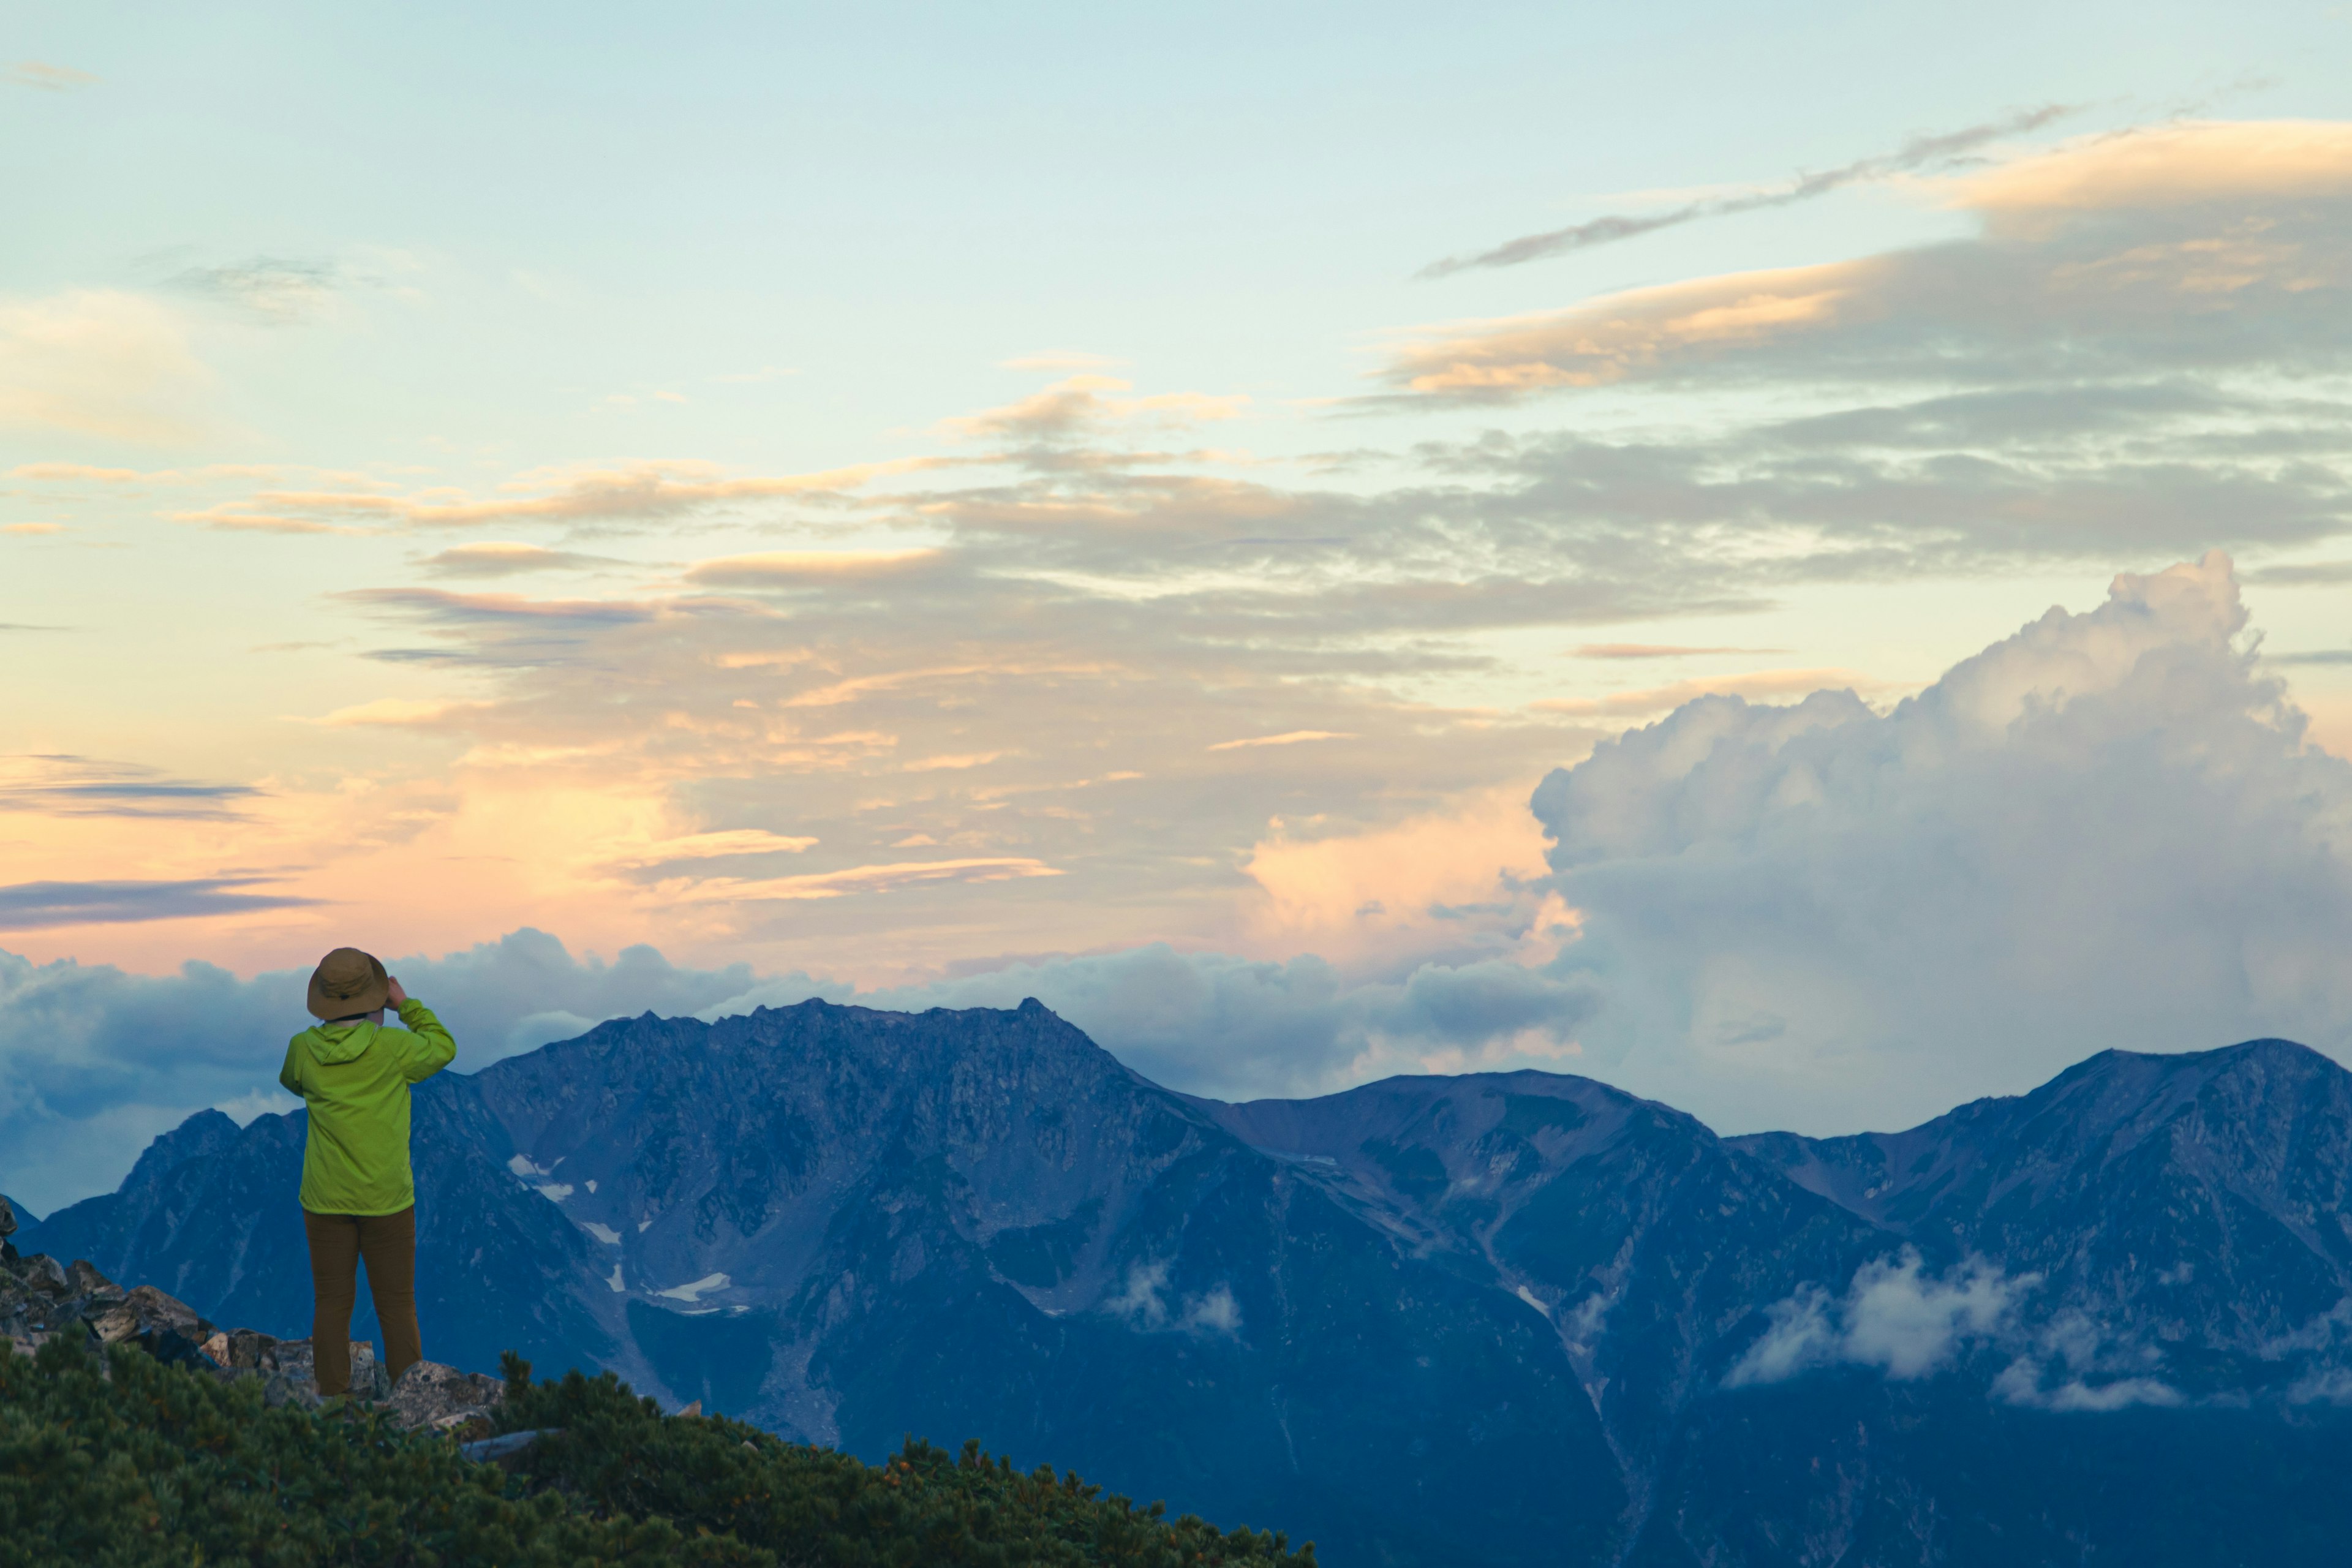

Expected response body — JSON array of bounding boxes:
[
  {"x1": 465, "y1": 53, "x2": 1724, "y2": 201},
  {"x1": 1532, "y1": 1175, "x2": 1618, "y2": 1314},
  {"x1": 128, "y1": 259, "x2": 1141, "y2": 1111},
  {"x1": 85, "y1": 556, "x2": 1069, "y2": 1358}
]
[
  {"x1": 0, "y1": 1193, "x2": 15, "y2": 1236},
  {"x1": 676, "y1": 1399, "x2": 701, "y2": 1417},
  {"x1": 459, "y1": 1428, "x2": 557, "y2": 1463},
  {"x1": 63, "y1": 1259, "x2": 118, "y2": 1298},
  {"x1": 17, "y1": 1254, "x2": 67, "y2": 1295},
  {"x1": 92, "y1": 1284, "x2": 202, "y2": 1345},
  {"x1": 385, "y1": 1359, "x2": 505, "y2": 1432},
  {"x1": 254, "y1": 1335, "x2": 386, "y2": 1401},
  {"x1": 199, "y1": 1327, "x2": 279, "y2": 1371}
]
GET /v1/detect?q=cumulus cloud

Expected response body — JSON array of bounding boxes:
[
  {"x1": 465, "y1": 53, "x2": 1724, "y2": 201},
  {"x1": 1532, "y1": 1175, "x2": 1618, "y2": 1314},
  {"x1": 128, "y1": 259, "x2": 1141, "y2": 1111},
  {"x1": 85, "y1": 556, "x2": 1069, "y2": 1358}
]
[
  {"x1": 1726, "y1": 1250, "x2": 2033, "y2": 1386},
  {"x1": 1532, "y1": 552, "x2": 2352, "y2": 1133}
]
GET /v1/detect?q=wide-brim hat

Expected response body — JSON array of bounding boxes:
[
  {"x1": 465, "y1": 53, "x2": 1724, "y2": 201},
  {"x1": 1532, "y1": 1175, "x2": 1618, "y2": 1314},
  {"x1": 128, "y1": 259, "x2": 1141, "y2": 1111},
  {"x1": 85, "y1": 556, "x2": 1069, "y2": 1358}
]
[{"x1": 307, "y1": 947, "x2": 390, "y2": 1019}]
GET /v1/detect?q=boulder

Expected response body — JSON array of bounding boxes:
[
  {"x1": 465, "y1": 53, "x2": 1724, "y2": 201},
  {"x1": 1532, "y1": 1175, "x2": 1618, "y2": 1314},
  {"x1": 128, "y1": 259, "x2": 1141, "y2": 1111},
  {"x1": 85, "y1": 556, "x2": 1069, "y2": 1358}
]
[
  {"x1": 385, "y1": 1359, "x2": 505, "y2": 1434},
  {"x1": 89, "y1": 1283, "x2": 216, "y2": 1371},
  {"x1": 16, "y1": 1254, "x2": 67, "y2": 1295},
  {"x1": 64, "y1": 1259, "x2": 123, "y2": 1300},
  {"x1": 0, "y1": 1193, "x2": 15, "y2": 1235},
  {"x1": 199, "y1": 1327, "x2": 279, "y2": 1371},
  {"x1": 92, "y1": 1284, "x2": 203, "y2": 1345}
]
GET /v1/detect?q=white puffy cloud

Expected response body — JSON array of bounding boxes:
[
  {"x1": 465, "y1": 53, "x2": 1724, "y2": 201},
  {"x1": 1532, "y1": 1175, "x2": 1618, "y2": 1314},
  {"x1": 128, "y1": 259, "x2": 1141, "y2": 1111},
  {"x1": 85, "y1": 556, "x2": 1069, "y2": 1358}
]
[
  {"x1": 1533, "y1": 552, "x2": 2352, "y2": 1134},
  {"x1": 1727, "y1": 1250, "x2": 2033, "y2": 1386}
]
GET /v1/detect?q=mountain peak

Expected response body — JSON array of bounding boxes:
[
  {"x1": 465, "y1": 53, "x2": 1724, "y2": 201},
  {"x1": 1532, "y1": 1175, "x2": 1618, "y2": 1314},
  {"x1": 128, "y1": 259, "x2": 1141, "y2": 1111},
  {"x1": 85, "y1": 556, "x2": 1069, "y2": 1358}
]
[{"x1": 123, "y1": 1108, "x2": 243, "y2": 1194}]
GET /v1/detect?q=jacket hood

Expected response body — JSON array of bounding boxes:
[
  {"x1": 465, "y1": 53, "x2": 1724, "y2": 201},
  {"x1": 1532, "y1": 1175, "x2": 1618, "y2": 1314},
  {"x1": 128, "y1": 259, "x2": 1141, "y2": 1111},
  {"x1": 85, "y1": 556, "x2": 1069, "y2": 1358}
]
[{"x1": 300, "y1": 1019, "x2": 381, "y2": 1066}]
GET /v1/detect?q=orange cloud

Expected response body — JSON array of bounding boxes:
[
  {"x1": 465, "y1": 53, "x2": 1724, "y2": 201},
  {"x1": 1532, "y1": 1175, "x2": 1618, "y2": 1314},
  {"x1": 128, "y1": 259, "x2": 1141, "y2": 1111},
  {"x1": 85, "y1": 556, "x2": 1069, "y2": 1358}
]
[
  {"x1": 1382, "y1": 118, "x2": 2352, "y2": 399},
  {"x1": 941, "y1": 375, "x2": 1249, "y2": 441},
  {"x1": 312, "y1": 697, "x2": 469, "y2": 728},
  {"x1": 178, "y1": 458, "x2": 946, "y2": 533},
  {"x1": 1240, "y1": 783, "x2": 1556, "y2": 963},
  {"x1": 1384, "y1": 270, "x2": 1864, "y2": 394},
  {"x1": 1208, "y1": 730, "x2": 1353, "y2": 751},
  {"x1": 605, "y1": 829, "x2": 818, "y2": 866},
  {"x1": 670, "y1": 856, "x2": 1062, "y2": 903},
  {"x1": 685, "y1": 548, "x2": 943, "y2": 586},
  {"x1": 1951, "y1": 119, "x2": 2352, "y2": 221}
]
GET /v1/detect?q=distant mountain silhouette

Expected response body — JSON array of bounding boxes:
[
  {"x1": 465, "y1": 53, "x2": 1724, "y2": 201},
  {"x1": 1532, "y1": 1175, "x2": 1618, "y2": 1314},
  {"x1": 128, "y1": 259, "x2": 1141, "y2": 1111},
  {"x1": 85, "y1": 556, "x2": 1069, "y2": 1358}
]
[{"x1": 36, "y1": 1005, "x2": 2352, "y2": 1566}]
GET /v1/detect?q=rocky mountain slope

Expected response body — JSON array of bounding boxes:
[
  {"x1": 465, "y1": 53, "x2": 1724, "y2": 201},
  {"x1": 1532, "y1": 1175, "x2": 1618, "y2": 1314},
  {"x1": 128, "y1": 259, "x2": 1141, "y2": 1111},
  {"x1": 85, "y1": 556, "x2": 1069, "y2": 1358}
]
[{"x1": 31, "y1": 1003, "x2": 2352, "y2": 1566}]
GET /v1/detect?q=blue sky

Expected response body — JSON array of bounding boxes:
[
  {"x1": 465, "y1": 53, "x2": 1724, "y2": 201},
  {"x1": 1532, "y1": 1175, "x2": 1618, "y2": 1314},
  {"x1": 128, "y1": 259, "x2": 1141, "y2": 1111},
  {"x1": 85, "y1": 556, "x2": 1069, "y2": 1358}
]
[{"x1": 5, "y1": 2, "x2": 2352, "y2": 1211}]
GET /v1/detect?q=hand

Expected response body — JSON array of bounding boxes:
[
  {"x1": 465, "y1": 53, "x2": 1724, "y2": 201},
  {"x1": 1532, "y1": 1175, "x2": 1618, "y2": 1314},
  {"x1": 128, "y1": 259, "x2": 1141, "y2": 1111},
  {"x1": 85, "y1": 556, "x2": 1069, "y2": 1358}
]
[{"x1": 386, "y1": 976, "x2": 409, "y2": 1008}]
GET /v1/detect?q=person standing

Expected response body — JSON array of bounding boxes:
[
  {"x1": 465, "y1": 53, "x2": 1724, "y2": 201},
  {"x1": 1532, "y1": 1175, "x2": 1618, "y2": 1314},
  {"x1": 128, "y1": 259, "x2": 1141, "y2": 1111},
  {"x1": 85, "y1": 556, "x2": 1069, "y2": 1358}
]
[{"x1": 279, "y1": 947, "x2": 456, "y2": 1399}]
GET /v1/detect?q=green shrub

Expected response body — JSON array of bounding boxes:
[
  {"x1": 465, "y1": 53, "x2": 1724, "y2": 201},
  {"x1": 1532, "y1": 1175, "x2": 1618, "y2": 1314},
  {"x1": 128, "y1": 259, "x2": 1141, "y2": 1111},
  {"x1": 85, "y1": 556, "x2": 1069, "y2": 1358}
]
[{"x1": 0, "y1": 1336, "x2": 1313, "y2": 1568}]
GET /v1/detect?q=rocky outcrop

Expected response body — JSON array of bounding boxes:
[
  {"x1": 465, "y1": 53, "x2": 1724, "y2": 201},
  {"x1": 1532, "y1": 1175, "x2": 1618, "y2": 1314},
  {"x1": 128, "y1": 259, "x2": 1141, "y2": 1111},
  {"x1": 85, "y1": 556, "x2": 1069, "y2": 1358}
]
[{"x1": 0, "y1": 1246, "x2": 500, "y2": 1433}]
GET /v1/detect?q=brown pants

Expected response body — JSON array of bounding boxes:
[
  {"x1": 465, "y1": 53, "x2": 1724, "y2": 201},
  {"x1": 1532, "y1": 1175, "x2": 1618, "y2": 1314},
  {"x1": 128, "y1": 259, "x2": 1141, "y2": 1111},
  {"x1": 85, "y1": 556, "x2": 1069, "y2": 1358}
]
[{"x1": 302, "y1": 1206, "x2": 422, "y2": 1396}]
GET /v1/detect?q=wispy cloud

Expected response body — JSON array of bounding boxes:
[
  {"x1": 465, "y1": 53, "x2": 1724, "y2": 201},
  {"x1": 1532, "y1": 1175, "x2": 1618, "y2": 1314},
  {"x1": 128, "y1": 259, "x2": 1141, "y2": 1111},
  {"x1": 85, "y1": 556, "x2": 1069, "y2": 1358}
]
[
  {"x1": 1573, "y1": 643, "x2": 1787, "y2": 660},
  {"x1": 0, "y1": 877, "x2": 314, "y2": 930},
  {"x1": 179, "y1": 458, "x2": 942, "y2": 532},
  {"x1": 1387, "y1": 119, "x2": 2352, "y2": 399},
  {"x1": 941, "y1": 375, "x2": 1248, "y2": 442},
  {"x1": 671, "y1": 857, "x2": 1061, "y2": 902},
  {"x1": 1419, "y1": 104, "x2": 2078, "y2": 277},
  {"x1": 1208, "y1": 731, "x2": 1354, "y2": 752},
  {"x1": 6, "y1": 61, "x2": 97, "y2": 91},
  {"x1": 421, "y1": 542, "x2": 626, "y2": 578},
  {"x1": 168, "y1": 257, "x2": 345, "y2": 323},
  {"x1": 685, "y1": 549, "x2": 944, "y2": 587},
  {"x1": 2244, "y1": 560, "x2": 2352, "y2": 586},
  {"x1": 0, "y1": 755, "x2": 262, "y2": 820}
]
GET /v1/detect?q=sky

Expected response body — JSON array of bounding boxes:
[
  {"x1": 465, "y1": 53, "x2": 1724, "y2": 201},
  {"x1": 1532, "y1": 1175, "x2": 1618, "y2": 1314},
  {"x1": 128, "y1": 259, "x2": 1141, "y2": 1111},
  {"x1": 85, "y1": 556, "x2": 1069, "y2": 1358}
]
[{"x1": 6, "y1": 2, "x2": 2352, "y2": 1213}]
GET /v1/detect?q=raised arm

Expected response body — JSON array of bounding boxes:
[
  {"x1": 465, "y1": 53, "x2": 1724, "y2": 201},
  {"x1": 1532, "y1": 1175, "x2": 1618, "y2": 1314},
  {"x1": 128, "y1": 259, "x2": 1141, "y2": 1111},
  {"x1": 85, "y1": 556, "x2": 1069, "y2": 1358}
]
[{"x1": 388, "y1": 975, "x2": 458, "y2": 1082}]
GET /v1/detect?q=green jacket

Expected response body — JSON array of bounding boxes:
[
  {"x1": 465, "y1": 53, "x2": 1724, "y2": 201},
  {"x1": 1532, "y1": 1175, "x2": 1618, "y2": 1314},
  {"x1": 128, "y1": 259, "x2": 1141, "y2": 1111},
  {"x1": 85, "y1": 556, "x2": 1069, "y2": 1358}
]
[{"x1": 278, "y1": 998, "x2": 457, "y2": 1215}]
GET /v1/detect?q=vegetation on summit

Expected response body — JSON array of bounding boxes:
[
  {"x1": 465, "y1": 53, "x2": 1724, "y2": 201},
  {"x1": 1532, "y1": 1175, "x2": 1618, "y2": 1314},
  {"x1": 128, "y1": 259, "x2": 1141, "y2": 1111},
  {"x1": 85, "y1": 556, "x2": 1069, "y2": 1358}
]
[{"x1": 0, "y1": 1335, "x2": 1314, "y2": 1567}]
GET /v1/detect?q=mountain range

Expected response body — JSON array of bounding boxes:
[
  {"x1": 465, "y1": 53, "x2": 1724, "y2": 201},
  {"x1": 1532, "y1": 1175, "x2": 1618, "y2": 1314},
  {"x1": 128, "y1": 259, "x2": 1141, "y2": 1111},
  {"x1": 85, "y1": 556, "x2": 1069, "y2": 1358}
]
[{"x1": 22, "y1": 1000, "x2": 2352, "y2": 1566}]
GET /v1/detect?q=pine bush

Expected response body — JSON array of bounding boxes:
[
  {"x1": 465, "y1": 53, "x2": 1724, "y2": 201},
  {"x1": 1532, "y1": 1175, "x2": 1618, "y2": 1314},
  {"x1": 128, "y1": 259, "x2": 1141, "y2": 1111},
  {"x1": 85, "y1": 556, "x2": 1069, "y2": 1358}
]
[{"x1": 0, "y1": 1335, "x2": 1314, "y2": 1568}]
